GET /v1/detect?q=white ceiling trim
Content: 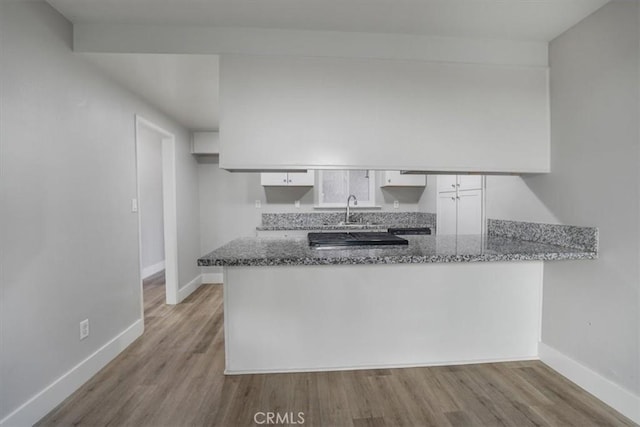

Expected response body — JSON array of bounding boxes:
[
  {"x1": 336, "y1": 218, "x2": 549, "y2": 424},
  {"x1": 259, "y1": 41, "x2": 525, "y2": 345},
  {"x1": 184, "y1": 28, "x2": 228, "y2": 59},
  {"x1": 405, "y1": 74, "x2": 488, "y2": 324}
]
[
  {"x1": 74, "y1": 25, "x2": 549, "y2": 67},
  {"x1": 48, "y1": 0, "x2": 611, "y2": 42}
]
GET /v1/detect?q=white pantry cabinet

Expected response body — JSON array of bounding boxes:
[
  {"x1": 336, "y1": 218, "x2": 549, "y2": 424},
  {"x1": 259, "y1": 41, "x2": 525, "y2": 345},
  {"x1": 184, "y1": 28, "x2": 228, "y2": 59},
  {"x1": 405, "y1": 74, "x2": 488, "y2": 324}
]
[
  {"x1": 260, "y1": 171, "x2": 315, "y2": 186},
  {"x1": 456, "y1": 190, "x2": 483, "y2": 235},
  {"x1": 437, "y1": 192, "x2": 458, "y2": 235},
  {"x1": 437, "y1": 175, "x2": 484, "y2": 235},
  {"x1": 191, "y1": 131, "x2": 219, "y2": 154},
  {"x1": 458, "y1": 175, "x2": 483, "y2": 191},
  {"x1": 436, "y1": 175, "x2": 482, "y2": 193},
  {"x1": 380, "y1": 171, "x2": 426, "y2": 187}
]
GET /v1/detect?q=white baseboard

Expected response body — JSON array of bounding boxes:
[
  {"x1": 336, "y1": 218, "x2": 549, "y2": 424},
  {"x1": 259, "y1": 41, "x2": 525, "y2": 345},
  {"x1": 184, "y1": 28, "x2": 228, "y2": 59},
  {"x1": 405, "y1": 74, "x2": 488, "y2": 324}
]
[
  {"x1": 225, "y1": 355, "x2": 540, "y2": 375},
  {"x1": 175, "y1": 272, "x2": 223, "y2": 304},
  {"x1": 201, "y1": 272, "x2": 224, "y2": 284},
  {"x1": 141, "y1": 260, "x2": 165, "y2": 279},
  {"x1": 539, "y1": 342, "x2": 640, "y2": 424},
  {"x1": 0, "y1": 319, "x2": 143, "y2": 427},
  {"x1": 177, "y1": 275, "x2": 203, "y2": 303}
]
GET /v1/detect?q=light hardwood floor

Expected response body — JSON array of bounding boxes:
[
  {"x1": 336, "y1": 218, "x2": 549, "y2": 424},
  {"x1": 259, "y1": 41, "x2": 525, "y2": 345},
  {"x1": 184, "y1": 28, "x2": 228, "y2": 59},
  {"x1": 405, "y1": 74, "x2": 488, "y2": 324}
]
[{"x1": 37, "y1": 273, "x2": 635, "y2": 426}]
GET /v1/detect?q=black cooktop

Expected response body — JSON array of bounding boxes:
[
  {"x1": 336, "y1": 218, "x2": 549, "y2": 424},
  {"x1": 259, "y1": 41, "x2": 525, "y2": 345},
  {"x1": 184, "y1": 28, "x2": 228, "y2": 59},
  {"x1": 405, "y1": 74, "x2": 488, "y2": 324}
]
[
  {"x1": 388, "y1": 227, "x2": 432, "y2": 235},
  {"x1": 308, "y1": 232, "x2": 408, "y2": 248}
]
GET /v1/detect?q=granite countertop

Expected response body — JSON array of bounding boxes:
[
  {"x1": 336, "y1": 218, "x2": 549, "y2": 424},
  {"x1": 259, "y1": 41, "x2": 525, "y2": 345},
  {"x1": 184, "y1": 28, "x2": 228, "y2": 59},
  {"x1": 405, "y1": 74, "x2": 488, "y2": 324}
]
[
  {"x1": 257, "y1": 212, "x2": 436, "y2": 231},
  {"x1": 256, "y1": 224, "x2": 421, "y2": 231},
  {"x1": 198, "y1": 234, "x2": 597, "y2": 267}
]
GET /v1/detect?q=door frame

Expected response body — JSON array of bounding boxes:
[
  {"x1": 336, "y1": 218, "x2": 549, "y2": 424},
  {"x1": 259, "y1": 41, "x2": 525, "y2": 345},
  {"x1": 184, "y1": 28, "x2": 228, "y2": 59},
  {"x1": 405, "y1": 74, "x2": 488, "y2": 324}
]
[{"x1": 135, "y1": 115, "x2": 179, "y2": 308}]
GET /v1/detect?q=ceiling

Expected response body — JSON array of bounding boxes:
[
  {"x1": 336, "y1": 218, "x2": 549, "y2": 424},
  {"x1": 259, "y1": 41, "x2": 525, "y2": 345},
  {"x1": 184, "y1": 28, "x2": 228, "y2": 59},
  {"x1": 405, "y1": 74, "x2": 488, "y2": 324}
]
[
  {"x1": 82, "y1": 53, "x2": 219, "y2": 131},
  {"x1": 49, "y1": 0, "x2": 611, "y2": 131},
  {"x1": 48, "y1": 0, "x2": 610, "y2": 42}
]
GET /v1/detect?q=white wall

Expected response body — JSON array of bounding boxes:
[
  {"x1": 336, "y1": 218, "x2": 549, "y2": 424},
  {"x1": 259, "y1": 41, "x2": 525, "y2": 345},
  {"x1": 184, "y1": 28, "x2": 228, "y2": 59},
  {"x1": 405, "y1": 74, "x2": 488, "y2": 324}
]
[
  {"x1": 0, "y1": 2, "x2": 201, "y2": 423},
  {"x1": 485, "y1": 0, "x2": 640, "y2": 403},
  {"x1": 198, "y1": 163, "x2": 427, "y2": 254},
  {"x1": 485, "y1": 175, "x2": 559, "y2": 224},
  {"x1": 543, "y1": 0, "x2": 639, "y2": 397},
  {"x1": 138, "y1": 125, "x2": 165, "y2": 273},
  {"x1": 418, "y1": 176, "x2": 438, "y2": 214}
]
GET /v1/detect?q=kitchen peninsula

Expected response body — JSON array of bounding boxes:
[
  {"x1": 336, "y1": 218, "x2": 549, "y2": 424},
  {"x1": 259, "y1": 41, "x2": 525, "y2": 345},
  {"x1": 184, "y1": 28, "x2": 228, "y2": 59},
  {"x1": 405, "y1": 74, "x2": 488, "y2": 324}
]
[{"x1": 198, "y1": 219, "x2": 597, "y2": 375}]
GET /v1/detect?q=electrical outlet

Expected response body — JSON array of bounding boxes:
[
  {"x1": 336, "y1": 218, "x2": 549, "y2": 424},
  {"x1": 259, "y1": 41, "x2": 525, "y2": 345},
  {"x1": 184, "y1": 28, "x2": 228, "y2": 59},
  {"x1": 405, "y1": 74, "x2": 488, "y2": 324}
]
[
  {"x1": 393, "y1": 200, "x2": 399, "y2": 209},
  {"x1": 131, "y1": 198, "x2": 138, "y2": 213},
  {"x1": 295, "y1": 200, "x2": 300, "y2": 208},
  {"x1": 255, "y1": 200, "x2": 261, "y2": 209},
  {"x1": 80, "y1": 319, "x2": 89, "y2": 340}
]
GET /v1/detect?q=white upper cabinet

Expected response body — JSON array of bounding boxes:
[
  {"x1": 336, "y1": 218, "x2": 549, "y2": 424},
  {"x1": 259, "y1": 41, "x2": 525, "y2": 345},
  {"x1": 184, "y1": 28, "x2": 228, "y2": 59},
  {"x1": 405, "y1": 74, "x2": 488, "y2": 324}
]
[
  {"x1": 380, "y1": 171, "x2": 426, "y2": 187},
  {"x1": 261, "y1": 171, "x2": 314, "y2": 186},
  {"x1": 219, "y1": 55, "x2": 550, "y2": 173},
  {"x1": 437, "y1": 175, "x2": 458, "y2": 193},
  {"x1": 191, "y1": 131, "x2": 219, "y2": 154},
  {"x1": 287, "y1": 171, "x2": 315, "y2": 186},
  {"x1": 458, "y1": 175, "x2": 483, "y2": 191},
  {"x1": 437, "y1": 175, "x2": 482, "y2": 192},
  {"x1": 260, "y1": 173, "x2": 289, "y2": 186}
]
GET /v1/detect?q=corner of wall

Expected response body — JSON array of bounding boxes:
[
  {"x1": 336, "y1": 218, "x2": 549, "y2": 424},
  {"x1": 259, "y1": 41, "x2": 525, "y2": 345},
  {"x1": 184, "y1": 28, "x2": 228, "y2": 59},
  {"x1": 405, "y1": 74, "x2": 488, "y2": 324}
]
[
  {"x1": 539, "y1": 342, "x2": 640, "y2": 424},
  {"x1": 0, "y1": 320, "x2": 144, "y2": 427}
]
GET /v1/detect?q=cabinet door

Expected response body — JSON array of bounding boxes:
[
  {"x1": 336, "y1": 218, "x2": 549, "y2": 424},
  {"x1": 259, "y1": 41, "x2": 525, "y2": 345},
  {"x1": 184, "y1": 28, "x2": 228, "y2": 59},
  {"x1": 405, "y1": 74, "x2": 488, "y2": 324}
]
[
  {"x1": 381, "y1": 171, "x2": 426, "y2": 187},
  {"x1": 437, "y1": 175, "x2": 458, "y2": 193},
  {"x1": 260, "y1": 173, "x2": 290, "y2": 186},
  {"x1": 457, "y1": 190, "x2": 483, "y2": 235},
  {"x1": 437, "y1": 193, "x2": 458, "y2": 235},
  {"x1": 287, "y1": 170, "x2": 315, "y2": 186},
  {"x1": 458, "y1": 175, "x2": 483, "y2": 191}
]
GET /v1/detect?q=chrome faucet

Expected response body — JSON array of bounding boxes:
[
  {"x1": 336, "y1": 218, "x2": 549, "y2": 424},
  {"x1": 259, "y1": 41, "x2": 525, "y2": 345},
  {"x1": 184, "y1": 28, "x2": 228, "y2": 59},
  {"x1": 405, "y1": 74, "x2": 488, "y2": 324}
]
[{"x1": 345, "y1": 194, "x2": 358, "y2": 224}]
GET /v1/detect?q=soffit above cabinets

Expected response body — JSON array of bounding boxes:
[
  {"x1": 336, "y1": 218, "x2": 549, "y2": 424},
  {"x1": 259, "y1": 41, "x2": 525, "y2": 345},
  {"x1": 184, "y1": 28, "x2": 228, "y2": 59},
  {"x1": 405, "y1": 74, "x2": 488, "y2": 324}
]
[
  {"x1": 219, "y1": 55, "x2": 550, "y2": 174},
  {"x1": 47, "y1": 0, "x2": 610, "y2": 42}
]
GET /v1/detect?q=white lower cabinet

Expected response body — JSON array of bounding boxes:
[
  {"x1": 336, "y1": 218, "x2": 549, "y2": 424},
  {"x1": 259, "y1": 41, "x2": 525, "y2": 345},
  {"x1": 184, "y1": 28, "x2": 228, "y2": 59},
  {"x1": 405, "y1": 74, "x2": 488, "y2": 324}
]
[
  {"x1": 456, "y1": 190, "x2": 483, "y2": 235},
  {"x1": 437, "y1": 192, "x2": 458, "y2": 235},
  {"x1": 436, "y1": 176, "x2": 483, "y2": 235}
]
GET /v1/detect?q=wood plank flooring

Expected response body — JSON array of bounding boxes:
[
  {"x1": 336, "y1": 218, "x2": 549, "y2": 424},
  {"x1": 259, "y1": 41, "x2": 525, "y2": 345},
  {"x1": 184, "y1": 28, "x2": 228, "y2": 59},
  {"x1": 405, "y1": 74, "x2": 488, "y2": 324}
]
[{"x1": 37, "y1": 274, "x2": 636, "y2": 426}]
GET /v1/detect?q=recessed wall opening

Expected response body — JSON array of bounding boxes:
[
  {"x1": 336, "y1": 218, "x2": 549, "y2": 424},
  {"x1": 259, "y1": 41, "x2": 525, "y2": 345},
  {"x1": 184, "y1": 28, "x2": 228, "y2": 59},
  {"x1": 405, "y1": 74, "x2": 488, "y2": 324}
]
[{"x1": 135, "y1": 116, "x2": 179, "y2": 309}]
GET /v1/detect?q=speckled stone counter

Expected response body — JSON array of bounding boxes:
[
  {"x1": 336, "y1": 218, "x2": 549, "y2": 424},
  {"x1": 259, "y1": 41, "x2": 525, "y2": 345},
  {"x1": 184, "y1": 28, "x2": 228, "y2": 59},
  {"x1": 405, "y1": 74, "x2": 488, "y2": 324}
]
[
  {"x1": 256, "y1": 224, "x2": 392, "y2": 231},
  {"x1": 198, "y1": 234, "x2": 597, "y2": 267},
  {"x1": 208, "y1": 220, "x2": 598, "y2": 374},
  {"x1": 257, "y1": 212, "x2": 436, "y2": 231}
]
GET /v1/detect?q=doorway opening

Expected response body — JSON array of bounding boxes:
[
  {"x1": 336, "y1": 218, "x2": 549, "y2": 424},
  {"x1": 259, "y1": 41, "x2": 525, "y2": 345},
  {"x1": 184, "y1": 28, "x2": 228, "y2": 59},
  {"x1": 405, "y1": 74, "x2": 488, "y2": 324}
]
[{"x1": 135, "y1": 116, "x2": 179, "y2": 310}]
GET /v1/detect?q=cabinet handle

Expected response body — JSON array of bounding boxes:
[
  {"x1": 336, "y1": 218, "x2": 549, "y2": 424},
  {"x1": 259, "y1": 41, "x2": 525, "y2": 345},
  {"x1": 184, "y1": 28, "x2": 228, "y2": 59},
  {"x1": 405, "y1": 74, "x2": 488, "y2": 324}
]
[
  {"x1": 451, "y1": 197, "x2": 456, "y2": 201},
  {"x1": 451, "y1": 184, "x2": 456, "y2": 188},
  {"x1": 283, "y1": 179, "x2": 287, "y2": 183},
  {"x1": 456, "y1": 196, "x2": 460, "y2": 200},
  {"x1": 288, "y1": 179, "x2": 292, "y2": 183},
  {"x1": 388, "y1": 179, "x2": 391, "y2": 183}
]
